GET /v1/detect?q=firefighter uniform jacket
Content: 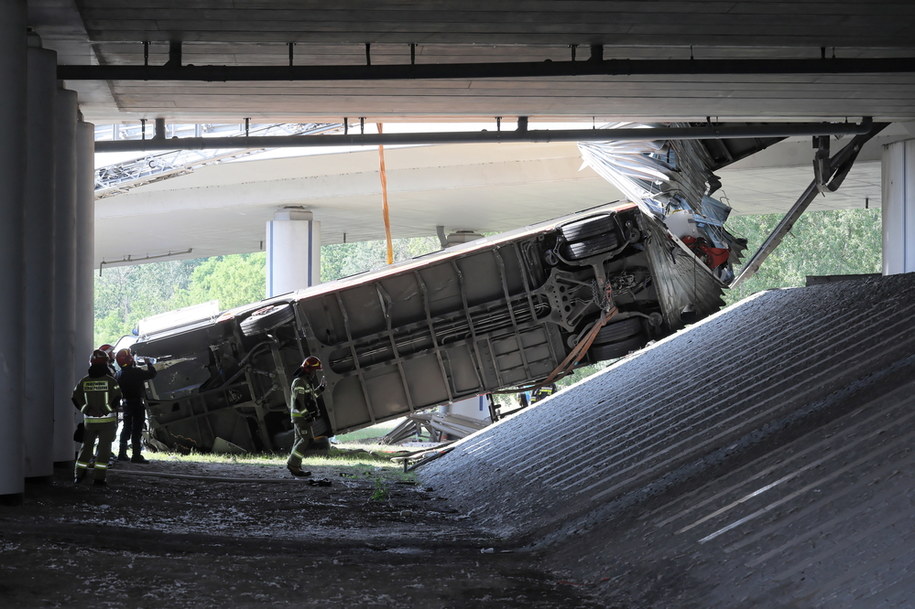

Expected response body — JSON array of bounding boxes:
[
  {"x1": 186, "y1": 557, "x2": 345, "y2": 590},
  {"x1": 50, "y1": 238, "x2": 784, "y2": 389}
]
[
  {"x1": 289, "y1": 373, "x2": 325, "y2": 423},
  {"x1": 116, "y1": 362, "x2": 157, "y2": 404},
  {"x1": 72, "y1": 373, "x2": 122, "y2": 422}
]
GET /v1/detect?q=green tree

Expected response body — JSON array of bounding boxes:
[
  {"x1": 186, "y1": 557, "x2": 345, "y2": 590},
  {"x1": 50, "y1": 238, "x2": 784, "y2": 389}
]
[
  {"x1": 93, "y1": 259, "x2": 200, "y2": 345},
  {"x1": 724, "y1": 208, "x2": 882, "y2": 305},
  {"x1": 169, "y1": 253, "x2": 267, "y2": 310},
  {"x1": 321, "y1": 235, "x2": 441, "y2": 281}
]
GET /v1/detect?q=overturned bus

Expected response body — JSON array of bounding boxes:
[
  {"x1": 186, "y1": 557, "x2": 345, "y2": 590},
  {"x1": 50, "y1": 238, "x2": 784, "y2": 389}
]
[
  {"x1": 128, "y1": 199, "x2": 738, "y2": 454},
  {"x1": 127, "y1": 125, "x2": 824, "y2": 453}
]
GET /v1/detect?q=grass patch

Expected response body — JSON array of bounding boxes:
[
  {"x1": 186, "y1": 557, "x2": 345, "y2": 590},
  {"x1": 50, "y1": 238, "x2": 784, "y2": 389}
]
[
  {"x1": 146, "y1": 442, "x2": 416, "y2": 479},
  {"x1": 142, "y1": 421, "x2": 425, "y2": 496},
  {"x1": 144, "y1": 447, "x2": 417, "y2": 502},
  {"x1": 332, "y1": 419, "x2": 403, "y2": 444},
  {"x1": 145, "y1": 450, "x2": 282, "y2": 467},
  {"x1": 369, "y1": 478, "x2": 390, "y2": 501}
]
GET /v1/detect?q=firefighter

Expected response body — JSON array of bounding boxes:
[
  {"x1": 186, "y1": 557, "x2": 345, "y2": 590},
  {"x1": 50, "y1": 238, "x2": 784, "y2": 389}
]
[
  {"x1": 286, "y1": 356, "x2": 326, "y2": 477},
  {"x1": 531, "y1": 382, "x2": 558, "y2": 404},
  {"x1": 98, "y1": 343, "x2": 117, "y2": 375},
  {"x1": 97, "y1": 344, "x2": 119, "y2": 467},
  {"x1": 115, "y1": 348, "x2": 157, "y2": 464},
  {"x1": 71, "y1": 350, "x2": 122, "y2": 487}
]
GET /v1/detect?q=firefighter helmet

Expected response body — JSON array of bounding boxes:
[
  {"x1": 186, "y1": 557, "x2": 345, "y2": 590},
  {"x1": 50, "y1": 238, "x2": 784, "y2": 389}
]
[
  {"x1": 115, "y1": 348, "x2": 135, "y2": 368},
  {"x1": 90, "y1": 349, "x2": 110, "y2": 366},
  {"x1": 98, "y1": 344, "x2": 116, "y2": 362},
  {"x1": 301, "y1": 356, "x2": 322, "y2": 372}
]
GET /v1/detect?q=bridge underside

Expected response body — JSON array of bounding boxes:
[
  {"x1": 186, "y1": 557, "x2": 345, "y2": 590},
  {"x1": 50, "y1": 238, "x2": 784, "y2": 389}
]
[{"x1": 420, "y1": 272, "x2": 915, "y2": 608}]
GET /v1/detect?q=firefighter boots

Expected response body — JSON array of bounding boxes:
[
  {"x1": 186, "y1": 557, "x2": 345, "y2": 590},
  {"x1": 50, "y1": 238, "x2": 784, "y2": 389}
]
[{"x1": 287, "y1": 465, "x2": 311, "y2": 477}]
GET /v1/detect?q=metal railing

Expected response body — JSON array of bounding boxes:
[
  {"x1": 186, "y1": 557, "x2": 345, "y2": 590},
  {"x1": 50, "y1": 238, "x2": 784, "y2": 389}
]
[{"x1": 94, "y1": 122, "x2": 342, "y2": 197}]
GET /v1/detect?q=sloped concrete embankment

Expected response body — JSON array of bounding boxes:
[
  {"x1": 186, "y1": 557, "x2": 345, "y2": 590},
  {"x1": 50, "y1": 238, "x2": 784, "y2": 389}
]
[{"x1": 420, "y1": 273, "x2": 915, "y2": 609}]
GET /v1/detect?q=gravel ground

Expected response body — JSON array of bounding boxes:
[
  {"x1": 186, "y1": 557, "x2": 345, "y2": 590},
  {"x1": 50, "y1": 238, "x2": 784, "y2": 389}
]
[{"x1": 0, "y1": 456, "x2": 604, "y2": 609}]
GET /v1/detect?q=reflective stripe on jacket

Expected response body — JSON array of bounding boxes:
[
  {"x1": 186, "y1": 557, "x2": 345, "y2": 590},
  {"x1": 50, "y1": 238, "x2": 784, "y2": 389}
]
[
  {"x1": 72, "y1": 374, "x2": 122, "y2": 418},
  {"x1": 289, "y1": 373, "x2": 324, "y2": 420}
]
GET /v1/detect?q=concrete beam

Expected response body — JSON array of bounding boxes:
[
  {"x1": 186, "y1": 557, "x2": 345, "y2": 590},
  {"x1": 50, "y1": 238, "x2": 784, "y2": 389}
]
[{"x1": 59, "y1": 56, "x2": 915, "y2": 83}]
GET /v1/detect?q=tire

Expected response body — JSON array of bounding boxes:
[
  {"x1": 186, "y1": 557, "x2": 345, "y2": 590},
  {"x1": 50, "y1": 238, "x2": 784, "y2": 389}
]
[
  {"x1": 240, "y1": 304, "x2": 295, "y2": 336},
  {"x1": 589, "y1": 335, "x2": 646, "y2": 362},
  {"x1": 560, "y1": 232, "x2": 620, "y2": 260},
  {"x1": 594, "y1": 317, "x2": 643, "y2": 344},
  {"x1": 560, "y1": 214, "x2": 614, "y2": 241}
]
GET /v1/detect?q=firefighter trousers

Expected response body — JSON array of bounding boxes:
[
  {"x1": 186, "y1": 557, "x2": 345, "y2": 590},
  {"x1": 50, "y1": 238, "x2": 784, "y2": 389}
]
[
  {"x1": 75, "y1": 420, "x2": 117, "y2": 482},
  {"x1": 286, "y1": 419, "x2": 314, "y2": 471},
  {"x1": 119, "y1": 400, "x2": 146, "y2": 456}
]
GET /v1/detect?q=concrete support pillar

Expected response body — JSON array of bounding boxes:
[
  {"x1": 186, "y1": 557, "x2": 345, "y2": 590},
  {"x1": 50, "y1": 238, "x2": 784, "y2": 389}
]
[
  {"x1": 266, "y1": 208, "x2": 321, "y2": 297},
  {"x1": 881, "y1": 139, "x2": 915, "y2": 275},
  {"x1": 65, "y1": 120, "x2": 95, "y2": 462},
  {"x1": 51, "y1": 88, "x2": 79, "y2": 464},
  {"x1": 23, "y1": 36, "x2": 57, "y2": 478},
  {"x1": 0, "y1": 1, "x2": 27, "y2": 503}
]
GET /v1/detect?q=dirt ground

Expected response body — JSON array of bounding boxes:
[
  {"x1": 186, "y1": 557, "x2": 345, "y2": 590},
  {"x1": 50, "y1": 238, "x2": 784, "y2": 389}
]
[{"x1": 0, "y1": 455, "x2": 605, "y2": 609}]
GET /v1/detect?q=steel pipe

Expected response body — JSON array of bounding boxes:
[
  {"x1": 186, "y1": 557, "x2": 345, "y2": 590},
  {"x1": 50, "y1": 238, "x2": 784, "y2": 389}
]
[
  {"x1": 95, "y1": 120, "x2": 876, "y2": 153},
  {"x1": 59, "y1": 57, "x2": 915, "y2": 82}
]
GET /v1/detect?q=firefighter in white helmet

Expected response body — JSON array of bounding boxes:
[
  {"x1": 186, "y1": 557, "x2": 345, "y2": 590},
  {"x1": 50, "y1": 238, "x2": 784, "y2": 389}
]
[{"x1": 286, "y1": 356, "x2": 326, "y2": 477}]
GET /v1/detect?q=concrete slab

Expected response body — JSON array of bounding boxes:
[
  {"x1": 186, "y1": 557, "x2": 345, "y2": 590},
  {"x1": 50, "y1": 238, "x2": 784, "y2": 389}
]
[
  {"x1": 95, "y1": 123, "x2": 915, "y2": 269},
  {"x1": 420, "y1": 272, "x2": 915, "y2": 608}
]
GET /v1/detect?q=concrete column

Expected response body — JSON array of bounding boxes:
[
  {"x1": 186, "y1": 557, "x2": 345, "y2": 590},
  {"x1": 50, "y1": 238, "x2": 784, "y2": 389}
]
[
  {"x1": 23, "y1": 36, "x2": 57, "y2": 479},
  {"x1": 0, "y1": 1, "x2": 27, "y2": 504},
  {"x1": 266, "y1": 208, "x2": 321, "y2": 297},
  {"x1": 51, "y1": 88, "x2": 79, "y2": 464},
  {"x1": 882, "y1": 139, "x2": 915, "y2": 275},
  {"x1": 65, "y1": 120, "x2": 96, "y2": 462}
]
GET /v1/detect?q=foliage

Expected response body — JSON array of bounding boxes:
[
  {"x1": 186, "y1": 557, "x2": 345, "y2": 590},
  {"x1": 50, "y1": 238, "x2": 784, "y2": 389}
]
[
  {"x1": 724, "y1": 208, "x2": 882, "y2": 306},
  {"x1": 168, "y1": 253, "x2": 267, "y2": 311},
  {"x1": 94, "y1": 253, "x2": 267, "y2": 345},
  {"x1": 93, "y1": 259, "x2": 200, "y2": 345},
  {"x1": 321, "y1": 235, "x2": 441, "y2": 281},
  {"x1": 370, "y1": 478, "x2": 390, "y2": 501}
]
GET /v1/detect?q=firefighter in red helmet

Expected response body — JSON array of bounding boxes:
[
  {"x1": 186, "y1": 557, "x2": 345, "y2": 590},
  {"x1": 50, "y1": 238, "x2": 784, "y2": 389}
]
[
  {"x1": 115, "y1": 348, "x2": 157, "y2": 464},
  {"x1": 286, "y1": 356, "x2": 326, "y2": 477},
  {"x1": 96, "y1": 344, "x2": 119, "y2": 467},
  {"x1": 98, "y1": 344, "x2": 116, "y2": 375},
  {"x1": 71, "y1": 350, "x2": 122, "y2": 486}
]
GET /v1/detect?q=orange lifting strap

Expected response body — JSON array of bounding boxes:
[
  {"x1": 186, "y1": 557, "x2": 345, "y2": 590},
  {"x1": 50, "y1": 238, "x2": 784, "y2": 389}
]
[{"x1": 376, "y1": 123, "x2": 395, "y2": 265}]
